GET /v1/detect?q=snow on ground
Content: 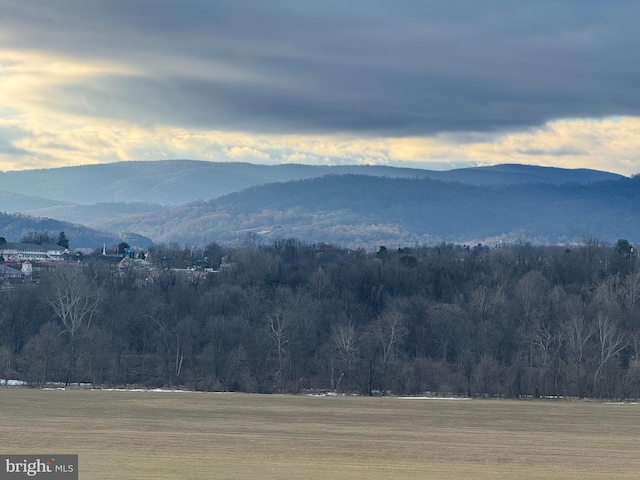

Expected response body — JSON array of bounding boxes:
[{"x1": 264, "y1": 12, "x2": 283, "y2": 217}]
[
  {"x1": 98, "y1": 388, "x2": 202, "y2": 393},
  {"x1": 6, "y1": 380, "x2": 635, "y2": 401},
  {"x1": 0, "y1": 379, "x2": 208, "y2": 392},
  {"x1": 0, "y1": 379, "x2": 27, "y2": 386},
  {"x1": 305, "y1": 392, "x2": 470, "y2": 400},
  {"x1": 38, "y1": 387, "x2": 203, "y2": 393},
  {"x1": 398, "y1": 396, "x2": 470, "y2": 400}
]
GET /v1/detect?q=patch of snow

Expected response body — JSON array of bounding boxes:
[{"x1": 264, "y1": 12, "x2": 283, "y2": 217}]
[
  {"x1": 97, "y1": 388, "x2": 201, "y2": 393},
  {"x1": 398, "y1": 396, "x2": 470, "y2": 401},
  {"x1": 150, "y1": 388, "x2": 197, "y2": 393},
  {"x1": 0, "y1": 379, "x2": 27, "y2": 386}
]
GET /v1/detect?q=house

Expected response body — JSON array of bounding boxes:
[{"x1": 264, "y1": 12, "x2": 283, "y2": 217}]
[
  {"x1": 0, "y1": 243, "x2": 68, "y2": 262},
  {"x1": 118, "y1": 257, "x2": 153, "y2": 271},
  {"x1": 0, "y1": 264, "x2": 23, "y2": 279}
]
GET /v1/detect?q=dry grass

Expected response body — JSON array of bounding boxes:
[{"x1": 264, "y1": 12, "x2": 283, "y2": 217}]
[{"x1": 1, "y1": 389, "x2": 639, "y2": 479}]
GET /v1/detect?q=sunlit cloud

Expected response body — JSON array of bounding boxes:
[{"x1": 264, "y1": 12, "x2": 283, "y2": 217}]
[
  {"x1": 460, "y1": 117, "x2": 640, "y2": 174},
  {"x1": 4, "y1": 114, "x2": 640, "y2": 174},
  {"x1": 4, "y1": 61, "x2": 640, "y2": 177},
  {"x1": 225, "y1": 147, "x2": 270, "y2": 160},
  {"x1": 2, "y1": 0, "x2": 640, "y2": 176}
]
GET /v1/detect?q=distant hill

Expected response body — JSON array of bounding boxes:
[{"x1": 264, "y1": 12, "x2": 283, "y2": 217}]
[
  {"x1": 0, "y1": 212, "x2": 149, "y2": 249},
  {"x1": 0, "y1": 160, "x2": 623, "y2": 206},
  {"x1": 22, "y1": 202, "x2": 165, "y2": 227},
  {"x1": 0, "y1": 190, "x2": 67, "y2": 212},
  {"x1": 84, "y1": 174, "x2": 640, "y2": 248},
  {"x1": 425, "y1": 164, "x2": 624, "y2": 186},
  {"x1": 0, "y1": 161, "x2": 629, "y2": 248}
]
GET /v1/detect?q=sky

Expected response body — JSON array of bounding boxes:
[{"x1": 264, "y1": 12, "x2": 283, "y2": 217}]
[{"x1": 1, "y1": 1, "x2": 640, "y2": 175}]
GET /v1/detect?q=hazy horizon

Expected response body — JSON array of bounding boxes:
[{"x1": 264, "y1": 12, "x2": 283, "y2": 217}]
[{"x1": 0, "y1": 158, "x2": 628, "y2": 177}]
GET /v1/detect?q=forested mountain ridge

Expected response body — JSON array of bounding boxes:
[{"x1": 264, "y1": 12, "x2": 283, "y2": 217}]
[
  {"x1": 0, "y1": 160, "x2": 623, "y2": 206},
  {"x1": 88, "y1": 174, "x2": 640, "y2": 247},
  {"x1": 418, "y1": 163, "x2": 624, "y2": 186},
  {"x1": 0, "y1": 161, "x2": 632, "y2": 248}
]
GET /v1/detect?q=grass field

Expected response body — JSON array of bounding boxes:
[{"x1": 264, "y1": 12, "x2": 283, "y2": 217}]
[{"x1": 1, "y1": 389, "x2": 639, "y2": 479}]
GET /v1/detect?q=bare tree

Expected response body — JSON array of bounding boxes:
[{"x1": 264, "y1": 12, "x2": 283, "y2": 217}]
[
  {"x1": 428, "y1": 303, "x2": 466, "y2": 360},
  {"x1": 471, "y1": 285, "x2": 503, "y2": 324},
  {"x1": 265, "y1": 310, "x2": 288, "y2": 389},
  {"x1": 371, "y1": 309, "x2": 406, "y2": 394},
  {"x1": 145, "y1": 304, "x2": 183, "y2": 386},
  {"x1": 593, "y1": 312, "x2": 625, "y2": 395},
  {"x1": 308, "y1": 267, "x2": 333, "y2": 299},
  {"x1": 561, "y1": 299, "x2": 592, "y2": 397},
  {"x1": 43, "y1": 266, "x2": 101, "y2": 384},
  {"x1": 329, "y1": 322, "x2": 359, "y2": 392},
  {"x1": 593, "y1": 276, "x2": 621, "y2": 314},
  {"x1": 621, "y1": 274, "x2": 640, "y2": 311},
  {"x1": 619, "y1": 274, "x2": 640, "y2": 330},
  {"x1": 515, "y1": 271, "x2": 549, "y2": 323},
  {"x1": 581, "y1": 235, "x2": 601, "y2": 280},
  {"x1": 473, "y1": 353, "x2": 501, "y2": 396},
  {"x1": 523, "y1": 311, "x2": 563, "y2": 396},
  {"x1": 509, "y1": 239, "x2": 535, "y2": 272},
  {"x1": 527, "y1": 314, "x2": 560, "y2": 369},
  {"x1": 20, "y1": 230, "x2": 55, "y2": 245},
  {"x1": 44, "y1": 266, "x2": 100, "y2": 339},
  {"x1": 627, "y1": 330, "x2": 640, "y2": 363}
]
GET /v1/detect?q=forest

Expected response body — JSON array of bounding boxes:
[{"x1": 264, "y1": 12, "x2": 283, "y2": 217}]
[{"x1": 2, "y1": 237, "x2": 640, "y2": 399}]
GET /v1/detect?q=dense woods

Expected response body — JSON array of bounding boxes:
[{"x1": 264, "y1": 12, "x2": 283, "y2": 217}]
[{"x1": 3, "y1": 238, "x2": 640, "y2": 399}]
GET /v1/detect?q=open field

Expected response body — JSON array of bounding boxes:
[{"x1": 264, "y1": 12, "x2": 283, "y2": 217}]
[{"x1": 1, "y1": 390, "x2": 640, "y2": 479}]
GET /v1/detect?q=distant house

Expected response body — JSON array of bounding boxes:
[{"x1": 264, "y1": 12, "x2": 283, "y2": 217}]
[
  {"x1": 21, "y1": 261, "x2": 33, "y2": 275},
  {"x1": 0, "y1": 264, "x2": 24, "y2": 279},
  {"x1": 118, "y1": 257, "x2": 152, "y2": 271},
  {"x1": 0, "y1": 243, "x2": 68, "y2": 262}
]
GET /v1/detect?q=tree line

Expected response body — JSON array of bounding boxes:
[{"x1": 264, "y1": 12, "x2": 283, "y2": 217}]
[
  {"x1": 0, "y1": 230, "x2": 70, "y2": 248},
  {"x1": 2, "y1": 237, "x2": 640, "y2": 399}
]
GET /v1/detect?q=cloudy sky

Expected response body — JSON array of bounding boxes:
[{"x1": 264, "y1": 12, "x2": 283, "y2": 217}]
[{"x1": 1, "y1": 1, "x2": 640, "y2": 174}]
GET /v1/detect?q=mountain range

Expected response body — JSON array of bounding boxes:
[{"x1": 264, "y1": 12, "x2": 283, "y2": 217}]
[{"x1": 0, "y1": 160, "x2": 634, "y2": 248}]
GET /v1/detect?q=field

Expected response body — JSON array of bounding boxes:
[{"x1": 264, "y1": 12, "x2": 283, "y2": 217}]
[{"x1": 1, "y1": 390, "x2": 640, "y2": 479}]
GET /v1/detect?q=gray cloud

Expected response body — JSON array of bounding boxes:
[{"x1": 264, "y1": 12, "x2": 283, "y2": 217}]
[
  {"x1": 0, "y1": 125, "x2": 31, "y2": 156},
  {"x1": 2, "y1": 0, "x2": 640, "y2": 136},
  {"x1": 517, "y1": 148, "x2": 587, "y2": 157},
  {"x1": 0, "y1": 141, "x2": 29, "y2": 156}
]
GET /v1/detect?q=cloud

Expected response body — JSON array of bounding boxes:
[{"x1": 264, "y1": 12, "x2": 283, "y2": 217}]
[
  {"x1": 0, "y1": 139, "x2": 29, "y2": 156},
  {"x1": 225, "y1": 147, "x2": 270, "y2": 160},
  {"x1": 2, "y1": 1, "x2": 640, "y2": 135},
  {"x1": 1, "y1": 1, "x2": 640, "y2": 174}
]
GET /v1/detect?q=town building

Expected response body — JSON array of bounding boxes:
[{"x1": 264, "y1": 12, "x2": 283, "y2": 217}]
[{"x1": 0, "y1": 243, "x2": 68, "y2": 262}]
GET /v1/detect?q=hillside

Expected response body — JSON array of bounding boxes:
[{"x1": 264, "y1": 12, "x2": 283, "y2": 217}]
[
  {"x1": 0, "y1": 212, "x2": 149, "y2": 249},
  {"x1": 430, "y1": 164, "x2": 624, "y2": 186},
  {"x1": 0, "y1": 160, "x2": 623, "y2": 206},
  {"x1": 22, "y1": 202, "x2": 165, "y2": 227},
  {"x1": 85, "y1": 174, "x2": 640, "y2": 248},
  {"x1": 0, "y1": 161, "x2": 631, "y2": 248},
  {"x1": 0, "y1": 190, "x2": 67, "y2": 212}
]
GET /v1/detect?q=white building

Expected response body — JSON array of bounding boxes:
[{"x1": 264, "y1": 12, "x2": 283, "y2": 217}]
[{"x1": 0, "y1": 243, "x2": 68, "y2": 262}]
